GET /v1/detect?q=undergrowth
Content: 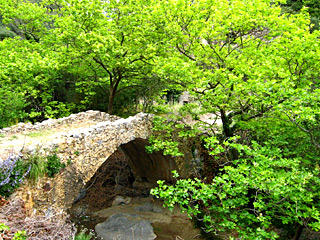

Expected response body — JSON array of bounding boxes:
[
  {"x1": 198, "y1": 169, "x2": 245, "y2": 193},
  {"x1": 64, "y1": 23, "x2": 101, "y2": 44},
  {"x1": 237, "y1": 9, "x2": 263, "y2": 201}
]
[
  {"x1": 0, "y1": 152, "x2": 66, "y2": 197},
  {"x1": 0, "y1": 155, "x2": 31, "y2": 197},
  {"x1": 0, "y1": 198, "x2": 75, "y2": 239}
]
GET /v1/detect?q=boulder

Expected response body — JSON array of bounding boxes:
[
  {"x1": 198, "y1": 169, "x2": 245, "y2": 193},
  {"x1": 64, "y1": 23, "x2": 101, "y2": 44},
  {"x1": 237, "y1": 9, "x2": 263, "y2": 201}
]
[
  {"x1": 112, "y1": 196, "x2": 132, "y2": 206},
  {"x1": 95, "y1": 213, "x2": 156, "y2": 240},
  {"x1": 135, "y1": 202, "x2": 163, "y2": 213}
]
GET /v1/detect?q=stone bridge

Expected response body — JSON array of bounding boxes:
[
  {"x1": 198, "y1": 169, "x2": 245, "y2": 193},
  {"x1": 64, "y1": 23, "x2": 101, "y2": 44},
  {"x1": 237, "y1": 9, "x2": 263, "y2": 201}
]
[{"x1": 0, "y1": 111, "x2": 193, "y2": 215}]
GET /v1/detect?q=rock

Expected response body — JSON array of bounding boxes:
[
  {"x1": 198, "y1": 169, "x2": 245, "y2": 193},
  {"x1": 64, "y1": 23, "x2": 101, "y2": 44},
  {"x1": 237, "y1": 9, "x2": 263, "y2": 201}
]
[
  {"x1": 135, "y1": 202, "x2": 163, "y2": 213},
  {"x1": 72, "y1": 204, "x2": 88, "y2": 218},
  {"x1": 95, "y1": 213, "x2": 156, "y2": 240},
  {"x1": 73, "y1": 188, "x2": 87, "y2": 204},
  {"x1": 26, "y1": 145, "x2": 37, "y2": 155},
  {"x1": 45, "y1": 207, "x2": 53, "y2": 218},
  {"x1": 112, "y1": 195, "x2": 132, "y2": 206}
]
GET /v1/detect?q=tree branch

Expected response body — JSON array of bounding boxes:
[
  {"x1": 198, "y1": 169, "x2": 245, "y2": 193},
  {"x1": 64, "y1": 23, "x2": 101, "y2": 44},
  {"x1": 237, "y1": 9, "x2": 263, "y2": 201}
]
[
  {"x1": 93, "y1": 57, "x2": 113, "y2": 84},
  {"x1": 283, "y1": 111, "x2": 320, "y2": 148},
  {"x1": 176, "y1": 44, "x2": 196, "y2": 61}
]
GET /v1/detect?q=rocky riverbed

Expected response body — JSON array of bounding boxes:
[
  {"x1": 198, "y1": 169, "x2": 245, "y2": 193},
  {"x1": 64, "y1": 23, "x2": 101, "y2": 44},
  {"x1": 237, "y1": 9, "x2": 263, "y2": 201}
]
[
  {"x1": 71, "y1": 196, "x2": 204, "y2": 240},
  {"x1": 69, "y1": 150, "x2": 204, "y2": 240}
]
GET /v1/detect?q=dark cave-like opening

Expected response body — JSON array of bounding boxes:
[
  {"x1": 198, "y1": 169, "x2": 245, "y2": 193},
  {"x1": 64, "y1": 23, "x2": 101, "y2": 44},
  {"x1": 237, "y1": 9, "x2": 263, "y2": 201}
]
[
  {"x1": 73, "y1": 149, "x2": 150, "y2": 213},
  {"x1": 71, "y1": 137, "x2": 180, "y2": 213}
]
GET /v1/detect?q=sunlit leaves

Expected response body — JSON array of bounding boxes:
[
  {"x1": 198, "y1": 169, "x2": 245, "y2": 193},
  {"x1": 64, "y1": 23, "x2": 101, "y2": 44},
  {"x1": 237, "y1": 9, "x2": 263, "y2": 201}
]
[{"x1": 149, "y1": 0, "x2": 320, "y2": 239}]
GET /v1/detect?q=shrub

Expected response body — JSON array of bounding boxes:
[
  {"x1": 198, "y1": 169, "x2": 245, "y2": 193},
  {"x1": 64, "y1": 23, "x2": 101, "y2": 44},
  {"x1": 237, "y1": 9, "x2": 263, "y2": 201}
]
[
  {"x1": 0, "y1": 155, "x2": 30, "y2": 197},
  {"x1": 74, "y1": 229, "x2": 94, "y2": 240},
  {"x1": 46, "y1": 154, "x2": 66, "y2": 178}
]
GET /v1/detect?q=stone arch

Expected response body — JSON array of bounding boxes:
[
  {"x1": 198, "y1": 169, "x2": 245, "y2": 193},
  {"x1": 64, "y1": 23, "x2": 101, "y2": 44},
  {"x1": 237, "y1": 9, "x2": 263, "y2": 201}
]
[
  {"x1": 59, "y1": 113, "x2": 154, "y2": 211},
  {"x1": 11, "y1": 112, "x2": 193, "y2": 215}
]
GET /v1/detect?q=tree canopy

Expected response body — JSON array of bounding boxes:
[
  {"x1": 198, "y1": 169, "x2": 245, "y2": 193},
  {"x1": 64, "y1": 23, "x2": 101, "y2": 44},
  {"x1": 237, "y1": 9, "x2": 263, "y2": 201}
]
[
  {"x1": 0, "y1": 0, "x2": 167, "y2": 123},
  {"x1": 0, "y1": 0, "x2": 319, "y2": 239},
  {"x1": 146, "y1": 0, "x2": 320, "y2": 239}
]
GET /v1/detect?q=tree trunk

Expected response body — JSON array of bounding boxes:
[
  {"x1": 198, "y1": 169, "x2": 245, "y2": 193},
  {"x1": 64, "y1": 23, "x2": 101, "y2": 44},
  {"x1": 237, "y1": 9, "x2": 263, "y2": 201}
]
[
  {"x1": 220, "y1": 108, "x2": 233, "y2": 138},
  {"x1": 108, "y1": 89, "x2": 115, "y2": 114},
  {"x1": 220, "y1": 108, "x2": 239, "y2": 160},
  {"x1": 292, "y1": 224, "x2": 304, "y2": 240},
  {"x1": 107, "y1": 74, "x2": 122, "y2": 115}
]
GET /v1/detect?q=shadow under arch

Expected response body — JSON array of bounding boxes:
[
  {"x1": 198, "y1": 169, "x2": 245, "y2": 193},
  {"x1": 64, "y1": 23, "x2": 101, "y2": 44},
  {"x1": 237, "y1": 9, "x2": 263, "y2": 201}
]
[
  {"x1": 70, "y1": 137, "x2": 179, "y2": 211},
  {"x1": 120, "y1": 138, "x2": 179, "y2": 187}
]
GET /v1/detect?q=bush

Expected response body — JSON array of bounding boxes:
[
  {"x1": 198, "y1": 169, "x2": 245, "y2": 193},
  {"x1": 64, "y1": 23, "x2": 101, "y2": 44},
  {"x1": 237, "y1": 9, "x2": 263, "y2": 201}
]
[
  {"x1": 74, "y1": 229, "x2": 94, "y2": 240},
  {"x1": 46, "y1": 154, "x2": 66, "y2": 178},
  {"x1": 0, "y1": 155, "x2": 30, "y2": 197}
]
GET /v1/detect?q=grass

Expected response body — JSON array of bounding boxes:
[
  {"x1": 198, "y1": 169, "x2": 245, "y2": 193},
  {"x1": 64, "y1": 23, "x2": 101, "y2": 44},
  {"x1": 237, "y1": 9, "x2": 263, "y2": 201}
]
[
  {"x1": 25, "y1": 130, "x2": 53, "y2": 138},
  {"x1": 25, "y1": 154, "x2": 47, "y2": 182},
  {"x1": 8, "y1": 135, "x2": 18, "y2": 141}
]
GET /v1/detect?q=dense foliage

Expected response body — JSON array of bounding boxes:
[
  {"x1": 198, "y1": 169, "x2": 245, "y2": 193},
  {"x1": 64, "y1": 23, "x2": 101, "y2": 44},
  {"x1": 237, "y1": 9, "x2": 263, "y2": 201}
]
[
  {"x1": 146, "y1": 0, "x2": 320, "y2": 239},
  {"x1": 281, "y1": 0, "x2": 320, "y2": 31},
  {"x1": 0, "y1": 0, "x2": 169, "y2": 125},
  {"x1": 46, "y1": 154, "x2": 66, "y2": 178},
  {"x1": 0, "y1": 0, "x2": 319, "y2": 125},
  {"x1": 0, "y1": 0, "x2": 319, "y2": 239}
]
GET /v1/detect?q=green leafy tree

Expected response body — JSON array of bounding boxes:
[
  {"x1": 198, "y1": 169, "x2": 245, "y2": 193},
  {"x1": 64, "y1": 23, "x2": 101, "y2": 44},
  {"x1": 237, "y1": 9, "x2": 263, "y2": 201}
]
[
  {"x1": 0, "y1": 0, "x2": 167, "y2": 116},
  {"x1": 44, "y1": 0, "x2": 163, "y2": 114},
  {"x1": 0, "y1": 0, "x2": 52, "y2": 41},
  {"x1": 148, "y1": 0, "x2": 320, "y2": 239},
  {"x1": 281, "y1": 0, "x2": 320, "y2": 31},
  {"x1": 66, "y1": 0, "x2": 165, "y2": 113},
  {"x1": 0, "y1": 86, "x2": 27, "y2": 128},
  {"x1": 148, "y1": 0, "x2": 319, "y2": 158},
  {"x1": 0, "y1": 36, "x2": 76, "y2": 124}
]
